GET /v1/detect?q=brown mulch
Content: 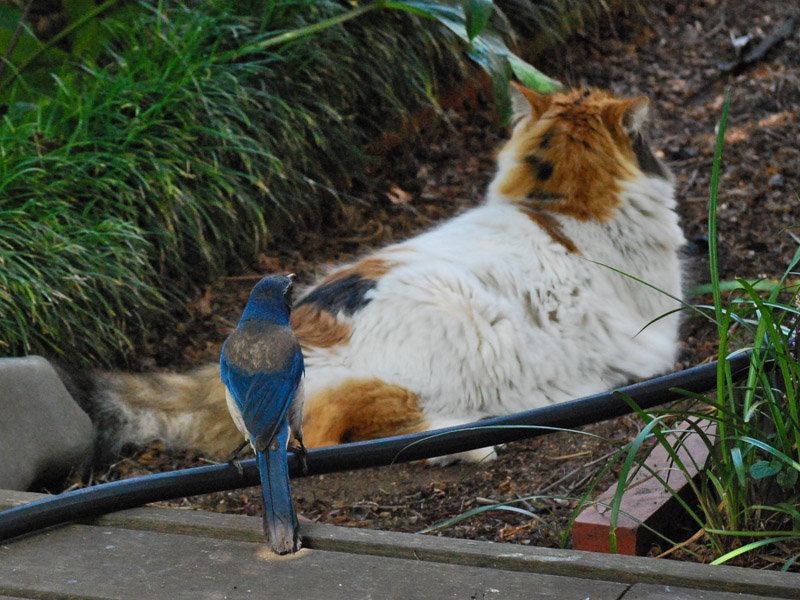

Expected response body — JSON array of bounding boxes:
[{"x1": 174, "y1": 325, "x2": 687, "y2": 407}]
[{"x1": 68, "y1": 0, "x2": 800, "y2": 570}]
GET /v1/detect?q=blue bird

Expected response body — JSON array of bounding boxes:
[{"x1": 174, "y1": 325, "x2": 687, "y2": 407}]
[{"x1": 220, "y1": 274, "x2": 306, "y2": 554}]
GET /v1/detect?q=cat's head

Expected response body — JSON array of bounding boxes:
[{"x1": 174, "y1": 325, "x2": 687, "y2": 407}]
[{"x1": 488, "y1": 84, "x2": 672, "y2": 220}]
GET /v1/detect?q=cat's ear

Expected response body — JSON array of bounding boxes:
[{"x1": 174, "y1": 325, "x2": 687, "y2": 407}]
[
  {"x1": 603, "y1": 96, "x2": 650, "y2": 134},
  {"x1": 510, "y1": 82, "x2": 552, "y2": 123}
]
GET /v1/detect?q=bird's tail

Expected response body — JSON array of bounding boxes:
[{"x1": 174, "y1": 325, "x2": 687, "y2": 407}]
[{"x1": 257, "y1": 420, "x2": 301, "y2": 554}]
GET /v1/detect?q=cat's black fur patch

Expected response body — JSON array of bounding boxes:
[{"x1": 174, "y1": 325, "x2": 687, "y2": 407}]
[
  {"x1": 52, "y1": 362, "x2": 126, "y2": 473},
  {"x1": 297, "y1": 274, "x2": 377, "y2": 316},
  {"x1": 539, "y1": 128, "x2": 554, "y2": 149},
  {"x1": 632, "y1": 132, "x2": 670, "y2": 179},
  {"x1": 525, "y1": 155, "x2": 554, "y2": 182},
  {"x1": 527, "y1": 190, "x2": 562, "y2": 202}
]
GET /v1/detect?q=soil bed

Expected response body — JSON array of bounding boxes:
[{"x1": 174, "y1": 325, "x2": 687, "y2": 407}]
[{"x1": 68, "y1": 0, "x2": 800, "y2": 569}]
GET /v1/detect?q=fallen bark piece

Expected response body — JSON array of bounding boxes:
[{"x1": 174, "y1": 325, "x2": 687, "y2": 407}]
[{"x1": 720, "y1": 13, "x2": 800, "y2": 74}]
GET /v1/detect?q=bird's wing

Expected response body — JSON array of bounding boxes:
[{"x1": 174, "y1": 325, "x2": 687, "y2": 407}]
[{"x1": 221, "y1": 330, "x2": 304, "y2": 448}]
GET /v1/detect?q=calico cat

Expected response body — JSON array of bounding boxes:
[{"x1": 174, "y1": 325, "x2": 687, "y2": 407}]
[{"x1": 67, "y1": 84, "x2": 685, "y2": 465}]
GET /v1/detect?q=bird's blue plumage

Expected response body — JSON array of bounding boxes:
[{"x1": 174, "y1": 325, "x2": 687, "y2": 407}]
[
  {"x1": 220, "y1": 274, "x2": 305, "y2": 554},
  {"x1": 257, "y1": 420, "x2": 299, "y2": 554},
  {"x1": 221, "y1": 322, "x2": 304, "y2": 449}
]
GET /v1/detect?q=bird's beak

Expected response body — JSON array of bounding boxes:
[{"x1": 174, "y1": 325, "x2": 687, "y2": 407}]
[{"x1": 283, "y1": 274, "x2": 295, "y2": 300}]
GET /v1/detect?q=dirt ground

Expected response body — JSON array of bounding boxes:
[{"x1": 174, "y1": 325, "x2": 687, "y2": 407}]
[{"x1": 79, "y1": 0, "x2": 800, "y2": 568}]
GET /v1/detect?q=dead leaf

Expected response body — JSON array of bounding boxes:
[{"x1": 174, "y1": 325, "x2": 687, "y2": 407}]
[
  {"x1": 189, "y1": 289, "x2": 213, "y2": 316},
  {"x1": 386, "y1": 185, "x2": 412, "y2": 204}
]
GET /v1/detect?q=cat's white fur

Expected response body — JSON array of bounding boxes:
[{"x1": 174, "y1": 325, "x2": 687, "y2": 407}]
[
  {"x1": 299, "y1": 92, "x2": 684, "y2": 461},
  {"x1": 302, "y1": 182, "x2": 683, "y2": 461},
  {"x1": 75, "y1": 86, "x2": 685, "y2": 465}
]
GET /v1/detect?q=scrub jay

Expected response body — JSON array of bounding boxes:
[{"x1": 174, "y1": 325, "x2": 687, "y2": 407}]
[{"x1": 220, "y1": 274, "x2": 306, "y2": 554}]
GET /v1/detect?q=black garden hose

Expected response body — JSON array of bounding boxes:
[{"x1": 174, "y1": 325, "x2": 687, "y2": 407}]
[{"x1": 0, "y1": 350, "x2": 758, "y2": 542}]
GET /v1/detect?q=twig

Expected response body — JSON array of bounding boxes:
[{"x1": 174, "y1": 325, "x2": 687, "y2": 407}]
[
  {"x1": 703, "y1": 13, "x2": 726, "y2": 39},
  {"x1": 538, "y1": 449, "x2": 617, "y2": 494},
  {"x1": 720, "y1": 13, "x2": 800, "y2": 74},
  {"x1": 656, "y1": 527, "x2": 706, "y2": 558},
  {"x1": 476, "y1": 496, "x2": 501, "y2": 506}
]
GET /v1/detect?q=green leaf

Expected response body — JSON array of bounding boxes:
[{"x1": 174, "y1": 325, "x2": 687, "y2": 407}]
[
  {"x1": 465, "y1": 33, "x2": 511, "y2": 122},
  {"x1": 0, "y1": 31, "x2": 52, "y2": 66},
  {"x1": 63, "y1": 0, "x2": 96, "y2": 27},
  {"x1": 0, "y1": 29, "x2": 70, "y2": 102},
  {"x1": 64, "y1": 0, "x2": 108, "y2": 61},
  {"x1": 711, "y1": 536, "x2": 798, "y2": 565},
  {"x1": 384, "y1": 0, "x2": 561, "y2": 123},
  {"x1": 62, "y1": 0, "x2": 120, "y2": 61},
  {"x1": 777, "y1": 467, "x2": 798, "y2": 490},
  {"x1": 508, "y1": 53, "x2": 563, "y2": 93},
  {"x1": 749, "y1": 460, "x2": 782, "y2": 479},
  {"x1": 464, "y1": 0, "x2": 493, "y2": 41},
  {"x1": 0, "y1": 3, "x2": 22, "y2": 30},
  {"x1": 684, "y1": 278, "x2": 789, "y2": 296},
  {"x1": 730, "y1": 446, "x2": 746, "y2": 487}
]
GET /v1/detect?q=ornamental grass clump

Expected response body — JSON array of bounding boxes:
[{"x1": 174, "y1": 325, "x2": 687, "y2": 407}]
[
  {"x1": 595, "y1": 91, "x2": 800, "y2": 568},
  {"x1": 0, "y1": 0, "x2": 636, "y2": 365},
  {"x1": 1, "y1": 0, "x2": 472, "y2": 365}
]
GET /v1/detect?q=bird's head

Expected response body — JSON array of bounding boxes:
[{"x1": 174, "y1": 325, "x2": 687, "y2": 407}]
[{"x1": 240, "y1": 274, "x2": 296, "y2": 324}]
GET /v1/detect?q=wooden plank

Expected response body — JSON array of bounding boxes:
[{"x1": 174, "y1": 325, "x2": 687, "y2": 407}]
[
  {"x1": 0, "y1": 523, "x2": 625, "y2": 600},
  {"x1": 3, "y1": 489, "x2": 799, "y2": 598},
  {"x1": 299, "y1": 524, "x2": 800, "y2": 599},
  {"x1": 0, "y1": 488, "x2": 47, "y2": 508},
  {"x1": 573, "y1": 419, "x2": 716, "y2": 555},
  {"x1": 621, "y1": 583, "x2": 782, "y2": 600}
]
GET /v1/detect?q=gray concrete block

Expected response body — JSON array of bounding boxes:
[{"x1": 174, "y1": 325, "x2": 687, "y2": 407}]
[{"x1": 0, "y1": 355, "x2": 93, "y2": 490}]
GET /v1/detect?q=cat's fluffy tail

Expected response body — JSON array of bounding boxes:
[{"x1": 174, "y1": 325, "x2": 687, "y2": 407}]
[
  {"x1": 56, "y1": 365, "x2": 435, "y2": 467},
  {"x1": 57, "y1": 363, "x2": 241, "y2": 466}
]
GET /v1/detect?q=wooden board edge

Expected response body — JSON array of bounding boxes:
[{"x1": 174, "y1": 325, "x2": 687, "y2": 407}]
[{"x1": 3, "y1": 488, "x2": 799, "y2": 599}]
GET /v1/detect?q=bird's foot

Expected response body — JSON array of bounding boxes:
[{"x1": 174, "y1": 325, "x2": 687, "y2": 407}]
[
  {"x1": 288, "y1": 442, "x2": 308, "y2": 475},
  {"x1": 227, "y1": 440, "x2": 248, "y2": 476}
]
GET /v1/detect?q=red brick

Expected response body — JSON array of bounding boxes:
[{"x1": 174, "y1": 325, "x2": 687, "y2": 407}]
[{"x1": 572, "y1": 418, "x2": 715, "y2": 555}]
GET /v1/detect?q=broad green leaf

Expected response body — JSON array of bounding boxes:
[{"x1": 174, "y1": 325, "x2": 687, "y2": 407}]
[
  {"x1": 61, "y1": 0, "x2": 118, "y2": 60},
  {"x1": 0, "y1": 3, "x2": 22, "y2": 30},
  {"x1": 0, "y1": 30, "x2": 70, "y2": 68},
  {"x1": 777, "y1": 467, "x2": 798, "y2": 490},
  {"x1": 0, "y1": 67, "x2": 60, "y2": 104},
  {"x1": 749, "y1": 459, "x2": 782, "y2": 479},
  {"x1": 508, "y1": 53, "x2": 563, "y2": 93},
  {"x1": 384, "y1": 0, "x2": 560, "y2": 122},
  {"x1": 64, "y1": 0, "x2": 108, "y2": 60},
  {"x1": 63, "y1": 0, "x2": 96, "y2": 27},
  {"x1": 464, "y1": 0, "x2": 493, "y2": 41},
  {"x1": 0, "y1": 29, "x2": 70, "y2": 102},
  {"x1": 0, "y1": 30, "x2": 44, "y2": 65}
]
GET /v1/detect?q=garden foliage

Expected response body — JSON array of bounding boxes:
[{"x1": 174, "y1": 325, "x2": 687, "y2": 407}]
[{"x1": 0, "y1": 0, "x2": 620, "y2": 364}]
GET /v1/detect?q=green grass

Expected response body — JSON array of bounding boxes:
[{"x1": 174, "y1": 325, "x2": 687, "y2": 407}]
[
  {"x1": 0, "y1": 0, "x2": 643, "y2": 366},
  {"x1": 1, "y1": 0, "x2": 471, "y2": 365},
  {"x1": 0, "y1": 199, "x2": 158, "y2": 361},
  {"x1": 582, "y1": 91, "x2": 800, "y2": 567}
]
